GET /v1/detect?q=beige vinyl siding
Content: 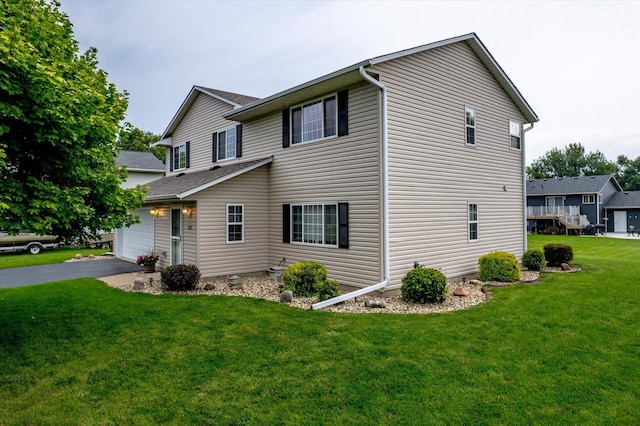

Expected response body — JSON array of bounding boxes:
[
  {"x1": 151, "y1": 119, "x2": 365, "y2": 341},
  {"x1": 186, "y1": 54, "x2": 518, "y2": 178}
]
[
  {"x1": 185, "y1": 166, "x2": 269, "y2": 278},
  {"x1": 182, "y1": 203, "x2": 197, "y2": 265},
  {"x1": 246, "y1": 83, "x2": 383, "y2": 290},
  {"x1": 371, "y1": 41, "x2": 527, "y2": 290},
  {"x1": 153, "y1": 205, "x2": 171, "y2": 269},
  {"x1": 167, "y1": 93, "x2": 238, "y2": 176}
]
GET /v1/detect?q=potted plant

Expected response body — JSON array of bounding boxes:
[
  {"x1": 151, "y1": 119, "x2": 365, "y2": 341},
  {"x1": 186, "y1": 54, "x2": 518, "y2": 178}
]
[{"x1": 136, "y1": 248, "x2": 160, "y2": 273}]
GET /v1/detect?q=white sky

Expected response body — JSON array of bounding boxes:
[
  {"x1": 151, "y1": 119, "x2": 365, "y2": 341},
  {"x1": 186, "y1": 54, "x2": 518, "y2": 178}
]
[{"x1": 59, "y1": 0, "x2": 640, "y2": 164}]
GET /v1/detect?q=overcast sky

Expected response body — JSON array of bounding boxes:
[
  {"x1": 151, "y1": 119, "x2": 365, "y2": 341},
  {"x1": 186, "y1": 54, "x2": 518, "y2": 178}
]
[{"x1": 59, "y1": 0, "x2": 640, "y2": 164}]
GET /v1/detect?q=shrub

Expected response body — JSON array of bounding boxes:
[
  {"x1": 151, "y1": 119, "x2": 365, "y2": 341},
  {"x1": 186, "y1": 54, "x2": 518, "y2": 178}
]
[
  {"x1": 401, "y1": 267, "x2": 448, "y2": 304},
  {"x1": 543, "y1": 243, "x2": 573, "y2": 266},
  {"x1": 522, "y1": 248, "x2": 545, "y2": 271},
  {"x1": 282, "y1": 261, "x2": 327, "y2": 297},
  {"x1": 161, "y1": 264, "x2": 201, "y2": 291},
  {"x1": 478, "y1": 251, "x2": 520, "y2": 282},
  {"x1": 317, "y1": 279, "x2": 341, "y2": 302}
]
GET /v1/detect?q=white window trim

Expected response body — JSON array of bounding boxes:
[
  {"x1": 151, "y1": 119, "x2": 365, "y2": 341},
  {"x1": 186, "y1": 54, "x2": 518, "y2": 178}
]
[
  {"x1": 598, "y1": 193, "x2": 603, "y2": 204},
  {"x1": 465, "y1": 105, "x2": 476, "y2": 146},
  {"x1": 468, "y1": 202, "x2": 479, "y2": 242},
  {"x1": 290, "y1": 94, "x2": 338, "y2": 146},
  {"x1": 290, "y1": 202, "x2": 338, "y2": 247},
  {"x1": 173, "y1": 144, "x2": 187, "y2": 171},
  {"x1": 217, "y1": 127, "x2": 237, "y2": 162},
  {"x1": 226, "y1": 204, "x2": 244, "y2": 244},
  {"x1": 509, "y1": 119, "x2": 522, "y2": 150},
  {"x1": 583, "y1": 194, "x2": 596, "y2": 204}
]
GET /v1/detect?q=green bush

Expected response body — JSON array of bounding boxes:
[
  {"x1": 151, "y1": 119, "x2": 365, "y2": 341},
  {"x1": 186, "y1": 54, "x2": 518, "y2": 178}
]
[
  {"x1": 401, "y1": 267, "x2": 448, "y2": 304},
  {"x1": 317, "y1": 279, "x2": 341, "y2": 302},
  {"x1": 282, "y1": 261, "x2": 327, "y2": 297},
  {"x1": 522, "y1": 248, "x2": 545, "y2": 271},
  {"x1": 161, "y1": 264, "x2": 201, "y2": 291},
  {"x1": 543, "y1": 243, "x2": 573, "y2": 267},
  {"x1": 478, "y1": 251, "x2": 520, "y2": 282}
]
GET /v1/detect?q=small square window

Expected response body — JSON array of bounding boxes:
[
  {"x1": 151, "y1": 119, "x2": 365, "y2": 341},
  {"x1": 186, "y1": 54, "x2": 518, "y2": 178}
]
[
  {"x1": 509, "y1": 120, "x2": 522, "y2": 150},
  {"x1": 582, "y1": 195, "x2": 595, "y2": 204}
]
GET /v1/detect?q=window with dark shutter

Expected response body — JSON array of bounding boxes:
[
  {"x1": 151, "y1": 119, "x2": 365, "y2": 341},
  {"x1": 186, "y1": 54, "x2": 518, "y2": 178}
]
[
  {"x1": 338, "y1": 90, "x2": 348, "y2": 136},
  {"x1": 185, "y1": 141, "x2": 190, "y2": 168},
  {"x1": 236, "y1": 124, "x2": 243, "y2": 158},
  {"x1": 282, "y1": 204, "x2": 290, "y2": 243},
  {"x1": 282, "y1": 109, "x2": 290, "y2": 148},
  {"x1": 338, "y1": 202, "x2": 349, "y2": 248},
  {"x1": 169, "y1": 147, "x2": 174, "y2": 171},
  {"x1": 212, "y1": 133, "x2": 218, "y2": 163}
]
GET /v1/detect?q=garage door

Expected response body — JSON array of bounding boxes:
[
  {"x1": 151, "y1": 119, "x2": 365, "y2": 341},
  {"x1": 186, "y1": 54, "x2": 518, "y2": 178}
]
[{"x1": 118, "y1": 208, "x2": 154, "y2": 261}]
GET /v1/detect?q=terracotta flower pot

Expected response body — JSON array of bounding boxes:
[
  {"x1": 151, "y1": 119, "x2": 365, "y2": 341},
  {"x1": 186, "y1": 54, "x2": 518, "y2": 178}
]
[{"x1": 143, "y1": 263, "x2": 156, "y2": 273}]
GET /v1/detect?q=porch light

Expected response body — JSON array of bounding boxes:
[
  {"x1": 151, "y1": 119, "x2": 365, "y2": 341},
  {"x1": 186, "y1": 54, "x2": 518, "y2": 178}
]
[
  {"x1": 182, "y1": 207, "x2": 194, "y2": 216},
  {"x1": 150, "y1": 207, "x2": 159, "y2": 216}
]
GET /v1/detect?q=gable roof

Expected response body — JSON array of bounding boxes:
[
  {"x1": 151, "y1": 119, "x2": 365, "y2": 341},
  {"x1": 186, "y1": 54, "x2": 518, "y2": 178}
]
[
  {"x1": 605, "y1": 191, "x2": 640, "y2": 209},
  {"x1": 526, "y1": 175, "x2": 621, "y2": 196},
  {"x1": 116, "y1": 150, "x2": 165, "y2": 172},
  {"x1": 160, "y1": 86, "x2": 259, "y2": 139},
  {"x1": 224, "y1": 33, "x2": 538, "y2": 124},
  {"x1": 145, "y1": 157, "x2": 272, "y2": 201}
]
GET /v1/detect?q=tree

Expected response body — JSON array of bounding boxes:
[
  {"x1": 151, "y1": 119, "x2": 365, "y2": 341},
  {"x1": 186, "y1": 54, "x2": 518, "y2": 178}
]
[
  {"x1": 616, "y1": 155, "x2": 640, "y2": 191},
  {"x1": 117, "y1": 123, "x2": 164, "y2": 162},
  {"x1": 0, "y1": 0, "x2": 145, "y2": 242},
  {"x1": 527, "y1": 143, "x2": 617, "y2": 179}
]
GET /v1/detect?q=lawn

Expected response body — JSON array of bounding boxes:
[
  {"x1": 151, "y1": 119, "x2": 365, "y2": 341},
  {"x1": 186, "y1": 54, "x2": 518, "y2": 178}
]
[
  {"x1": 0, "y1": 235, "x2": 638, "y2": 424},
  {"x1": 0, "y1": 247, "x2": 109, "y2": 269}
]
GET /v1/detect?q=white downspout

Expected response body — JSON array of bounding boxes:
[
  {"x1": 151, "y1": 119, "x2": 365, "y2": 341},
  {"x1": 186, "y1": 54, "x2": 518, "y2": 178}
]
[
  {"x1": 311, "y1": 64, "x2": 389, "y2": 310},
  {"x1": 522, "y1": 123, "x2": 534, "y2": 251}
]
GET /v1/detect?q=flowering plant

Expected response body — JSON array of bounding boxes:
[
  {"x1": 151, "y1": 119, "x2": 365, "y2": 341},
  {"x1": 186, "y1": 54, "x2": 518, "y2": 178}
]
[{"x1": 136, "y1": 248, "x2": 159, "y2": 266}]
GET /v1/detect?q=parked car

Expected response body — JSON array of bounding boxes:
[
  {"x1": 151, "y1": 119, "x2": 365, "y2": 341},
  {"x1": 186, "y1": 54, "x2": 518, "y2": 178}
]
[{"x1": 0, "y1": 231, "x2": 59, "y2": 254}]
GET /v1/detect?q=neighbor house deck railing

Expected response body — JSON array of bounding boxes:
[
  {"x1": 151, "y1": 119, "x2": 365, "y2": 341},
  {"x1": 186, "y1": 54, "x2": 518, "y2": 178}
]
[{"x1": 527, "y1": 205, "x2": 581, "y2": 217}]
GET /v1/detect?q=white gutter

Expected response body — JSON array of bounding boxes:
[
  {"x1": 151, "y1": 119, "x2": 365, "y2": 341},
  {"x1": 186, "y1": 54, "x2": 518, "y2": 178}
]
[
  {"x1": 523, "y1": 123, "x2": 534, "y2": 251},
  {"x1": 311, "y1": 65, "x2": 390, "y2": 310}
]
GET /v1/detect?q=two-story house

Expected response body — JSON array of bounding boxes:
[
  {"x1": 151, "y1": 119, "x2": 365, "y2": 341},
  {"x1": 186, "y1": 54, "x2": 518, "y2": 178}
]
[{"x1": 132, "y1": 33, "x2": 538, "y2": 297}]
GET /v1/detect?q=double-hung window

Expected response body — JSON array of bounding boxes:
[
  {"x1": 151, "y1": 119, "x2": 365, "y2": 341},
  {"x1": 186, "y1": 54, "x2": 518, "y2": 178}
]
[
  {"x1": 217, "y1": 127, "x2": 236, "y2": 161},
  {"x1": 227, "y1": 204, "x2": 244, "y2": 243},
  {"x1": 291, "y1": 203, "x2": 337, "y2": 246},
  {"x1": 291, "y1": 95, "x2": 337, "y2": 145},
  {"x1": 173, "y1": 144, "x2": 187, "y2": 170},
  {"x1": 509, "y1": 120, "x2": 522, "y2": 150},
  {"x1": 468, "y1": 202, "x2": 479, "y2": 241},
  {"x1": 465, "y1": 106, "x2": 476, "y2": 145},
  {"x1": 583, "y1": 195, "x2": 595, "y2": 204}
]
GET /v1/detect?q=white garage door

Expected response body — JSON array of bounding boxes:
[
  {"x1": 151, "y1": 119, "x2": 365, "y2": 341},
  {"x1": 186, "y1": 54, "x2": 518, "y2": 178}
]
[{"x1": 118, "y1": 208, "x2": 154, "y2": 261}]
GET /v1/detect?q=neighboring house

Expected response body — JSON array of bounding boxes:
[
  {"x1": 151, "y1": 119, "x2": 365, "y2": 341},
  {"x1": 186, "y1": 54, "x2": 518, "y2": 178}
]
[
  {"x1": 526, "y1": 174, "x2": 622, "y2": 233},
  {"x1": 604, "y1": 191, "x2": 640, "y2": 233},
  {"x1": 144, "y1": 33, "x2": 538, "y2": 295},
  {"x1": 114, "y1": 150, "x2": 165, "y2": 261}
]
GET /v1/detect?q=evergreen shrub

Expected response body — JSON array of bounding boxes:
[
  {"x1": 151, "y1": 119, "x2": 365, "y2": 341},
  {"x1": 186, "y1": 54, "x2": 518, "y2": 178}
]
[{"x1": 478, "y1": 251, "x2": 520, "y2": 282}]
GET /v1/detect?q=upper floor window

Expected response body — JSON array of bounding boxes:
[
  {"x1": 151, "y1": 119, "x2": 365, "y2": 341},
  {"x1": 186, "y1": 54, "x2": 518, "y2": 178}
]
[
  {"x1": 598, "y1": 193, "x2": 603, "y2": 204},
  {"x1": 291, "y1": 95, "x2": 337, "y2": 145},
  {"x1": 173, "y1": 144, "x2": 187, "y2": 170},
  {"x1": 217, "y1": 127, "x2": 236, "y2": 161},
  {"x1": 465, "y1": 106, "x2": 476, "y2": 145},
  {"x1": 468, "y1": 202, "x2": 479, "y2": 241},
  {"x1": 510, "y1": 120, "x2": 522, "y2": 150},
  {"x1": 583, "y1": 194, "x2": 595, "y2": 204}
]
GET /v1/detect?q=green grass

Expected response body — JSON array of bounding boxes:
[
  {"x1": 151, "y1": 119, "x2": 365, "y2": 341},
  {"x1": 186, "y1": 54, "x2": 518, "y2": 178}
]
[
  {"x1": 0, "y1": 235, "x2": 638, "y2": 424},
  {"x1": 0, "y1": 247, "x2": 109, "y2": 269}
]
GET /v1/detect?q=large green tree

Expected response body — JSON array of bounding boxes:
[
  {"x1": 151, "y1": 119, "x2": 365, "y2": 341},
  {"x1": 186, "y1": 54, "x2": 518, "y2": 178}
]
[
  {"x1": 526, "y1": 143, "x2": 618, "y2": 179},
  {"x1": 117, "y1": 122, "x2": 164, "y2": 162},
  {"x1": 0, "y1": 0, "x2": 144, "y2": 242},
  {"x1": 616, "y1": 155, "x2": 640, "y2": 191}
]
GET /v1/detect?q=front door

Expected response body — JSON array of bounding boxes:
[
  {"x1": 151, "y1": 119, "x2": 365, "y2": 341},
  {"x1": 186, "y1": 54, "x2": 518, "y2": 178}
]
[
  {"x1": 614, "y1": 210, "x2": 627, "y2": 233},
  {"x1": 170, "y1": 207, "x2": 182, "y2": 265}
]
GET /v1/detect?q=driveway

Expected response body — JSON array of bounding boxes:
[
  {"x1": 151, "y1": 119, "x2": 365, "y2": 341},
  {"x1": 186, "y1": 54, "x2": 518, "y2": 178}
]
[{"x1": 0, "y1": 259, "x2": 142, "y2": 288}]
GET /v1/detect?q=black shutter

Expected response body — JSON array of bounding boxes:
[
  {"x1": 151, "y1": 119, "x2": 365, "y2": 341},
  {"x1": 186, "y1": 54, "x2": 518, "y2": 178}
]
[
  {"x1": 212, "y1": 133, "x2": 218, "y2": 163},
  {"x1": 338, "y1": 202, "x2": 349, "y2": 248},
  {"x1": 185, "y1": 141, "x2": 190, "y2": 168},
  {"x1": 338, "y1": 90, "x2": 348, "y2": 137},
  {"x1": 169, "y1": 147, "x2": 174, "y2": 171},
  {"x1": 236, "y1": 124, "x2": 243, "y2": 158},
  {"x1": 282, "y1": 204, "x2": 290, "y2": 243},
  {"x1": 282, "y1": 109, "x2": 290, "y2": 148}
]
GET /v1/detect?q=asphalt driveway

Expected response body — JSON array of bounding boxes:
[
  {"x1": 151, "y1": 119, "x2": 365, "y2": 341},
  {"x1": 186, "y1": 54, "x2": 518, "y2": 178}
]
[{"x1": 0, "y1": 259, "x2": 142, "y2": 288}]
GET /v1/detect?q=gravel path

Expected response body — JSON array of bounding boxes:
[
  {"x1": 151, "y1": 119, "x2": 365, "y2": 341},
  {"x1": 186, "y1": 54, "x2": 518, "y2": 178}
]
[{"x1": 98, "y1": 269, "x2": 541, "y2": 314}]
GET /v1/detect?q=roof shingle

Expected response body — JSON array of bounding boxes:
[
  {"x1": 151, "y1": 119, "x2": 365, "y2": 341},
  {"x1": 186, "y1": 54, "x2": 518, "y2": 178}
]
[
  {"x1": 526, "y1": 175, "x2": 617, "y2": 195},
  {"x1": 605, "y1": 191, "x2": 640, "y2": 208},
  {"x1": 116, "y1": 150, "x2": 165, "y2": 171}
]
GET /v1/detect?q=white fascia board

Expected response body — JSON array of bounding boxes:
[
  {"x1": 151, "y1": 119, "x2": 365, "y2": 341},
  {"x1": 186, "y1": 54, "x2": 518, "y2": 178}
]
[
  {"x1": 146, "y1": 194, "x2": 179, "y2": 201},
  {"x1": 151, "y1": 137, "x2": 172, "y2": 147},
  {"x1": 178, "y1": 157, "x2": 273, "y2": 199},
  {"x1": 125, "y1": 168, "x2": 165, "y2": 173}
]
